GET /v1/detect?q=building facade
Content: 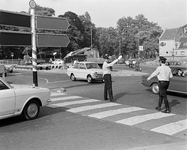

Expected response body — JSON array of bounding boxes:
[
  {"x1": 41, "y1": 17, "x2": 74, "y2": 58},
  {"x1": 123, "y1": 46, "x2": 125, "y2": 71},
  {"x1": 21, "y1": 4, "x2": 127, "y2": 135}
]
[{"x1": 159, "y1": 24, "x2": 187, "y2": 61}]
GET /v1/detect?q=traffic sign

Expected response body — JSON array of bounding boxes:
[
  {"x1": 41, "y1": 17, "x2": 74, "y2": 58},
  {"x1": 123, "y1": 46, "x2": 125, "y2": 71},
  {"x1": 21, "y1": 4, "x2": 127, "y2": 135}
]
[
  {"x1": 36, "y1": 16, "x2": 69, "y2": 31},
  {"x1": 0, "y1": 31, "x2": 31, "y2": 46},
  {"x1": 0, "y1": 10, "x2": 31, "y2": 28},
  {"x1": 37, "y1": 33, "x2": 70, "y2": 47}
]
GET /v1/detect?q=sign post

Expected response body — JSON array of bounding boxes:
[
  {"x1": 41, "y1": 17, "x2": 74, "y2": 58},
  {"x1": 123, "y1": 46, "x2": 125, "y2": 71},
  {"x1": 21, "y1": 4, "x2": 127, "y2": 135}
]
[{"x1": 30, "y1": 0, "x2": 38, "y2": 87}]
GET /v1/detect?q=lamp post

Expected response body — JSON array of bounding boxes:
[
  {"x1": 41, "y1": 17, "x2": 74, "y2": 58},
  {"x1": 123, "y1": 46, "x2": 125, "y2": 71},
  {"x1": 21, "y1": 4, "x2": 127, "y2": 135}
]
[{"x1": 90, "y1": 24, "x2": 93, "y2": 50}]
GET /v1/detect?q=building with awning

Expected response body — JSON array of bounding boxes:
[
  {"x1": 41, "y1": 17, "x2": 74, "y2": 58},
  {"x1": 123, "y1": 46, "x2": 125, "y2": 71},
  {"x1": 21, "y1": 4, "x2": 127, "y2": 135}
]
[{"x1": 159, "y1": 24, "x2": 187, "y2": 60}]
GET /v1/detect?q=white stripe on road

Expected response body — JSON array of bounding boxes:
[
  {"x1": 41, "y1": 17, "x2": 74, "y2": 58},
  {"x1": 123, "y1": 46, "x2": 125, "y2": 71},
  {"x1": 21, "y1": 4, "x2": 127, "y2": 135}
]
[
  {"x1": 49, "y1": 99, "x2": 99, "y2": 107},
  {"x1": 116, "y1": 112, "x2": 175, "y2": 125},
  {"x1": 51, "y1": 96, "x2": 82, "y2": 102},
  {"x1": 151, "y1": 119, "x2": 187, "y2": 135},
  {"x1": 88, "y1": 107, "x2": 145, "y2": 119},
  {"x1": 51, "y1": 92, "x2": 67, "y2": 97},
  {"x1": 68, "y1": 103, "x2": 121, "y2": 113}
]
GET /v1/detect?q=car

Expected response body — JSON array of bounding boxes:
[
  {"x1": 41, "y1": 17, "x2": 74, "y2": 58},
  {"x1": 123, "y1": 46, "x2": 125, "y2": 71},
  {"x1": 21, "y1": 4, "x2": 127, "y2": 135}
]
[
  {"x1": 52, "y1": 59, "x2": 64, "y2": 65},
  {"x1": 142, "y1": 66, "x2": 187, "y2": 94},
  {"x1": 5, "y1": 64, "x2": 14, "y2": 73},
  {"x1": 0, "y1": 78, "x2": 51, "y2": 120},
  {"x1": 67, "y1": 62, "x2": 103, "y2": 83}
]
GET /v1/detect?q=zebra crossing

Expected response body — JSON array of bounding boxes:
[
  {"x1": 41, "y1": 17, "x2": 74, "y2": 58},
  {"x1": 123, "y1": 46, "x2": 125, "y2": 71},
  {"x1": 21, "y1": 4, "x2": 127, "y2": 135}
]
[{"x1": 48, "y1": 92, "x2": 187, "y2": 139}]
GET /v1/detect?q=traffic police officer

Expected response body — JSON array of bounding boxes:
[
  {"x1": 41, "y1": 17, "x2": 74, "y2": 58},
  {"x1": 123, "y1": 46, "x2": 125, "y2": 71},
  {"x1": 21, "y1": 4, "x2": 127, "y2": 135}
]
[
  {"x1": 102, "y1": 54, "x2": 122, "y2": 102},
  {"x1": 147, "y1": 56, "x2": 173, "y2": 113}
]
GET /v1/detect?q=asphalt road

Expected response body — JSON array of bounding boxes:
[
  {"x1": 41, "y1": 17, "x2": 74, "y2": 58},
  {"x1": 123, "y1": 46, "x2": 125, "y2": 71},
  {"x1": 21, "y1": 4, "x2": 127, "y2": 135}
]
[{"x1": 1, "y1": 65, "x2": 187, "y2": 150}]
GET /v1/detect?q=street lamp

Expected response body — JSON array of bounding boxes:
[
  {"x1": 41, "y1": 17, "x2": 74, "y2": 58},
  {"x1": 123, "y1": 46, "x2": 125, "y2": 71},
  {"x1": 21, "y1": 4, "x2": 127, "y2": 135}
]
[{"x1": 90, "y1": 24, "x2": 93, "y2": 50}]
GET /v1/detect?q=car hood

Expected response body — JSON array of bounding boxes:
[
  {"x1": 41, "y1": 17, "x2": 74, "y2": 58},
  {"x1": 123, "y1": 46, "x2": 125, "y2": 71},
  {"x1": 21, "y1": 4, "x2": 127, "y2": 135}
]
[{"x1": 11, "y1": 84, "x2": 45, "y2": 90}]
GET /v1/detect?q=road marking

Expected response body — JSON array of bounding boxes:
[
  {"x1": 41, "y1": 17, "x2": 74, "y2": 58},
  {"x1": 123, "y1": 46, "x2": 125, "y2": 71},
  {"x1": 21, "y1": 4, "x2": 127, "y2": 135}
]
[
  {"x1": 51, "y1": 92, "x2": 67, "y2": 96},
  {"x1": 48, "y1": 92, "x2": 187, "y2": 137},
  {"x1": 68, "y1": 103, "x2": 120, "y2": 113},
  {"x1": 151, "y1": 119, "x2": 187, "y2": 135},
  {"x1": 88, "y1": 107, "x2": 145, "y2": 119},
  {"x1": 49, "y1": 99, "x2": 99, "y2": 107},
  {"x1": 50, "y1": 96, "x2": 82, "y2": 102},
  {"x1": 116, "y1": 112, "x2": 175, "y2": 125}
]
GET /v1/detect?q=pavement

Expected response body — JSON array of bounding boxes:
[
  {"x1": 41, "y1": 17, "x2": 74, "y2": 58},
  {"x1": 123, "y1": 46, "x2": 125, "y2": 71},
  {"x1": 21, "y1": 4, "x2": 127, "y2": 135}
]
[{"x1": 13, "y1": 64, "x2": 187, "y2": 150}]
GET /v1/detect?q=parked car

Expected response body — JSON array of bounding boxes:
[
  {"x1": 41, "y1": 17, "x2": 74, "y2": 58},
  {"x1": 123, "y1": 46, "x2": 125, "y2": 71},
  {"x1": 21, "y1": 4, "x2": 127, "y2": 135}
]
[
  {"x1": 67, "y1": 62, "x2": 103, "y2": 83},
  {"x1": 52, "y1": 59, "x2": 64, "y2": 65},
  {"x1": 0, "y1": 78, "x2": 51, "y2": 120},
  {"x1": 142, "y1": 66, "x2": 187, "y2": 94}
]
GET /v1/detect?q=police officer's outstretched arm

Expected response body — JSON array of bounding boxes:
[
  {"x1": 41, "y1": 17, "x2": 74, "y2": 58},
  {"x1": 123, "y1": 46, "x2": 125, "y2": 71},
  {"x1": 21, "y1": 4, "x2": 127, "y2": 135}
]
[{"x1": 108, "y1": 55, "x2": 122, "y2": 67}]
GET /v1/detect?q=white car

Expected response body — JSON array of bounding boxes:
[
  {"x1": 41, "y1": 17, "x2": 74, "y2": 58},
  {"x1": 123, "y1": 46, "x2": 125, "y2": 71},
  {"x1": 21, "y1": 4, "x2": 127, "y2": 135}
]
[
  {"x1": 67, "y1": 62, "x2": 103, "y2": 83},
  {"x1": 52, "y1": 59, "x2": 64, "y2": 65},
  {"x1": 0, "y1": 78, "x2": 51, "y2": 120}
]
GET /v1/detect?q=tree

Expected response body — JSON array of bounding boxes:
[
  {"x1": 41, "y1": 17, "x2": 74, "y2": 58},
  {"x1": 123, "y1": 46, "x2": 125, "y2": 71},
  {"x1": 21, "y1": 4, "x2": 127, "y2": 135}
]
[
  {"x1": 29, "y1": 5, "x2": 55, "y2": 16},
  {"x1": 117, "y1": 14, "x2": 163, "y2": 58},
  {"x1": 59, "y1": 11, "x2": 85, "y2": 53}
]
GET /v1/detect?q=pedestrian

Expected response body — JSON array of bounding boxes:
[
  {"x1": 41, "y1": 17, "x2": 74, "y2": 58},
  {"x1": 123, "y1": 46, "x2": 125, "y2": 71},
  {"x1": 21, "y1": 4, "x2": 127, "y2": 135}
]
[
  {"x1": 147, "y1": 56, "x2": 173, "y2": 113},
  {"x1": 102, "y1": 54, "x2": 122, "y2": 102}
]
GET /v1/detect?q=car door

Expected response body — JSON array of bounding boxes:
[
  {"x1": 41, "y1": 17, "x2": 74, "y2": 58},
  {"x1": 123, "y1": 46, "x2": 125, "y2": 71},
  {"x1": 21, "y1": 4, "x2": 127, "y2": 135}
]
[
  {"x1": 72, "y1": 63, "x2": 80, "y2": 78},
  {"x1": 169, "y1": 68, "x2": 187, "y2": 93},
  {"x1": 77, "y1": 63, "x2": 87, "y2": 79},
  {"x1": 0, "y1": 80, "x2": 16, "y2": 117}
]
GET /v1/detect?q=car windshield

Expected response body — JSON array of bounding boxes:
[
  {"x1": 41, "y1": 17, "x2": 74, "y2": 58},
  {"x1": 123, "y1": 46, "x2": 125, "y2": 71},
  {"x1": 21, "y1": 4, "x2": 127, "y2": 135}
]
[{"x1": 86, "y1": 63, "x2": 100, "y2": 69}]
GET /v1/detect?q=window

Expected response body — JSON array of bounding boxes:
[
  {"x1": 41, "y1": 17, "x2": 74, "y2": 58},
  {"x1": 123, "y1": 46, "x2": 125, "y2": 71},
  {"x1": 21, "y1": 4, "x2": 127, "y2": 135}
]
[
  {"x1": 79, "y1": 63, "x2": 86, "y2": 69},
  {"x1": 0, "y1": 80, "x2": 9, "y2": 90},
  {"x1": 181, "y1": 51, "x2": 185, "y2": 56}
]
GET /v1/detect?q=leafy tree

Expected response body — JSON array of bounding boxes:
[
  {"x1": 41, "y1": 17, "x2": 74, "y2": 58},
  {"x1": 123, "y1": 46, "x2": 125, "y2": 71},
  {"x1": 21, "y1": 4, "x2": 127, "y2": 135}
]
[
  {"x1": 29, "y1": 5, "x2": 55, "y2": 16},
  {"x1": 59, "y1": 11, "x2": 85, "y2": 53},
  {"x1": 117, "y1": 14, "x2": 163, "y2": 58},
  {"x1": 79, "y1": 13, "x2": 96, "y2": 49}
]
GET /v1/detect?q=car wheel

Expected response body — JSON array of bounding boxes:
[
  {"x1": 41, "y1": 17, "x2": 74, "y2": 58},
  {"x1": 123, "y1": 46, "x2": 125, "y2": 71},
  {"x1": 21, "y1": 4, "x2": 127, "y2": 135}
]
[
  {"x1": 22, "y1": 100, "x2": 40, "y2": 120},
  {"x1": 70, "y1": 74, "x2": 76, "y2": 81},
  {"x1": 151, "y1": 83, "x2": 159, "y2": 94},
  {"x1": 87, "y1": 75, "x2": 92, "y2": 83}
]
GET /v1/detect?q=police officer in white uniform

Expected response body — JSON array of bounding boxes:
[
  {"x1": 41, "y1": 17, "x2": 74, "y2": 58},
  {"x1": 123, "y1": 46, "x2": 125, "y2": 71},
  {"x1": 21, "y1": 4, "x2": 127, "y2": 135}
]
[
  {"x1": 147, "y1": 56, "x2": 173, "y2": 113},
  {"x1": 102, "y1": 54, "x2": 122, "y2": 102}
]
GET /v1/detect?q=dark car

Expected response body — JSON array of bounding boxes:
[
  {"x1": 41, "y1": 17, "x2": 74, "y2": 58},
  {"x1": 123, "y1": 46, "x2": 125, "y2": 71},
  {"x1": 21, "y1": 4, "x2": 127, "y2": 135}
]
[{"x1": 142, "y1": 66, "x2": 187, "y2": 94}]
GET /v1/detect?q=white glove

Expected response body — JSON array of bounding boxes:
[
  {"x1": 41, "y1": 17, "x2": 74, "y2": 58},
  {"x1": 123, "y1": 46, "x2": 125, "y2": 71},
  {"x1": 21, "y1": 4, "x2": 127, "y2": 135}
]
[{"x1": 118, "y1": 55, "x2": 122, "y2": 60}]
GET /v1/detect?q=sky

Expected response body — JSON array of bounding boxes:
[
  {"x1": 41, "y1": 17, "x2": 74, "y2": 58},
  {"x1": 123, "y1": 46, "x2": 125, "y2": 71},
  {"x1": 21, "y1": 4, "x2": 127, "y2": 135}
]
[{"x1": 0, "y1": 0, "x2": 186, "y2": 30}]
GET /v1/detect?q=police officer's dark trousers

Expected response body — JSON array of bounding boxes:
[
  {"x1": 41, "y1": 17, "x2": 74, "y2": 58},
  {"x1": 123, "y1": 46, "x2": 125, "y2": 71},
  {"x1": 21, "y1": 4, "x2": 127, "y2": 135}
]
[
  {"x1": 104, "y1": 74, "x2": 114, "y2": 101},
  {"x1": 158, "y1": 81, "x2": 170, "y2": 111}
]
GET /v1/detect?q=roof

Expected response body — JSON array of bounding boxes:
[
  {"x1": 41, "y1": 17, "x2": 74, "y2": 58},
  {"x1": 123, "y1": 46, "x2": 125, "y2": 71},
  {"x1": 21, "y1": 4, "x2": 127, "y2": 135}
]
[
  {"x1": 178, "y1": 38, "x2": 187, "y2": 49},
  {"x1": 159, "y1": 28, "x2": 179, "y2": 40}
]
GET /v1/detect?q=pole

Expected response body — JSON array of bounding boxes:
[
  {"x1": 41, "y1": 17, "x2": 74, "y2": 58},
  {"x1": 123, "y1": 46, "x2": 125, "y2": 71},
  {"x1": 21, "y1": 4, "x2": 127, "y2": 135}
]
[
  {"x1": 91, "y1": 25, "x2": 92, "y2": 49},
  {"x1": 30, "y1": 0, "x2": 38, "y2": 86}
]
